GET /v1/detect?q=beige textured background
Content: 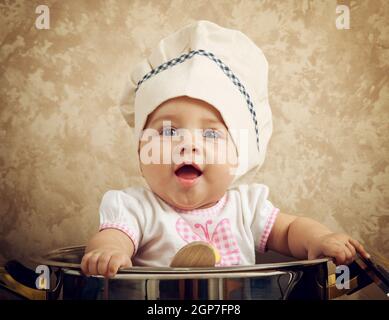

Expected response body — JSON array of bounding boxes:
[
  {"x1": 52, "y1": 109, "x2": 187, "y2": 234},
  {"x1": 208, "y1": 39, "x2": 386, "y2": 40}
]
[{"x1": 0, "y1": 0, "x2": 388, "y2": 268}]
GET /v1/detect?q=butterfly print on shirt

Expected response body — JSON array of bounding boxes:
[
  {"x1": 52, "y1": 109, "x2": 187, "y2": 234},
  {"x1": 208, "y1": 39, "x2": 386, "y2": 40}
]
[{"x1": 176, "y1": 218, "x2": 241, "y2": 266}]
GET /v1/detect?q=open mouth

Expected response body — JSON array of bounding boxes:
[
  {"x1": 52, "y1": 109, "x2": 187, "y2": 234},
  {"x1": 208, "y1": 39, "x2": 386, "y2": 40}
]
[{"x1": 174, "y1": 164, "x2": 203, "y2": 180}]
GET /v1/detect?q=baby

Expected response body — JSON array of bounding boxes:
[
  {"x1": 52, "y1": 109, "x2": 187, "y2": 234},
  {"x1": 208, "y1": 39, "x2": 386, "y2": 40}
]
[{"x1": 81, "y1": 21, "x2": 369, "y2": 278}]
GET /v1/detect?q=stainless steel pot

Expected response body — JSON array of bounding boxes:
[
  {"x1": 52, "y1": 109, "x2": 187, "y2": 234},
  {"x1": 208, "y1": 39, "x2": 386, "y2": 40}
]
[{"x1": 1, "y1": 245, "x2": 388, "y2": 300}]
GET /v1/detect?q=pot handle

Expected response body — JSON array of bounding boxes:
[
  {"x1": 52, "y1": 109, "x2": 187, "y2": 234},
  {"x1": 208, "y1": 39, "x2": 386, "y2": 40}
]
[
  {"x1": 325, "y1": 255, "x2": 389, "y2": 299},
  {"x1": 0, "y1": 260, "x2": 63, "y2": 300},
  {"x1": 354, "y1": 254, "x2": 389, "y2": 296}
]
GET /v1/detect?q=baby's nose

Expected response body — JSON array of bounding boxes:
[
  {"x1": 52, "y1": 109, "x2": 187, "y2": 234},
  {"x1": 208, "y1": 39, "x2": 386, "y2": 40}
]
[
  {"x1": 179, "y1": 141, "x2": 201, "y2": 156},
  {"x1": 171, "y1": 130, "x2": 205, "y2": 163}
]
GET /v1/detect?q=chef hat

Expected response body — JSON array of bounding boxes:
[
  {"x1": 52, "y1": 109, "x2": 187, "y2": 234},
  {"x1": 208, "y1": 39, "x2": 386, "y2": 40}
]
[{"x1": 119, "y1": 20, "x2": 273, "y2": 184}]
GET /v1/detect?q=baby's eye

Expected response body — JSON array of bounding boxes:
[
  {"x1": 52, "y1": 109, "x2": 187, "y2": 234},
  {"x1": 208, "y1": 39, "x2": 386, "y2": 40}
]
[
  {"x1": 160, "y1": 126, "x2": 178, "y2": 136},
  {"x1": 203, "y1": 129, "x2": 221, "y2": 139}
]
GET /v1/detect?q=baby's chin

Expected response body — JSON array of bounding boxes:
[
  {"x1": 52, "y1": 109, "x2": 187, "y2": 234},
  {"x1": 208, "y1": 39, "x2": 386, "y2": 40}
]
[
  {"x1": 153, "y1": 184, "x2": 225, "y2": 211},
  {"x1": 168, "y1": 198, "x2": 201, "y2": 211},
  {"x1": 168, "y1": 196, "x2": 219, "y2": 211}
]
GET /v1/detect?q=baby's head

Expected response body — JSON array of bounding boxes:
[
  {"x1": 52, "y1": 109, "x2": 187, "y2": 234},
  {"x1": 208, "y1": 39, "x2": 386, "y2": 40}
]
[
  {"x1": 139, "y1": 95, "x2": 238, "y2": 210},
  {"x1": 119, "y1": 20, "x2": 274, "y2": 209}
]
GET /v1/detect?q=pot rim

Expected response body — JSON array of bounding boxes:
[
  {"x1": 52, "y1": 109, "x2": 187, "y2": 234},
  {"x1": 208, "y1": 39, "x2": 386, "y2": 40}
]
[{"x1": 31, "y1": 245, "x2": 331, "y2": 274}]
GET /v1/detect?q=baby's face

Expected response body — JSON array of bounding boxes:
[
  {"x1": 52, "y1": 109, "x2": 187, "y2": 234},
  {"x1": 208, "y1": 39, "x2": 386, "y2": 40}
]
[{"x1": 139, "y1": 96, "x2": 238, "y2": 210}]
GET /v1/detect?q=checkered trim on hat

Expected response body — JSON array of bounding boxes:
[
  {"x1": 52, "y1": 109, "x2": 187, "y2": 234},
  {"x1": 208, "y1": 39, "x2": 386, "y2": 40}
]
[{"x1": 134, "y1": 49, "x2": 260, "y2": 151}]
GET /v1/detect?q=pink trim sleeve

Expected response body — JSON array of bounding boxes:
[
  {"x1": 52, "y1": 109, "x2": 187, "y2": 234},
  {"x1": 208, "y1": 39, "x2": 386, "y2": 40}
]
[
  {"x1": 99, "y1": 222, "x2": 139, "y2": 255},
  {"x1": 257, "y1": 207, "x2": 280, "y2": 253}
]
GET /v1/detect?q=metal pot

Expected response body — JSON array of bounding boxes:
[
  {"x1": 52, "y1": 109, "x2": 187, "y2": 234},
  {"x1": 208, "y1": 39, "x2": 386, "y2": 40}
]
[{"x1": 1, "y1": 245, "x2": 388, "y2": 300}]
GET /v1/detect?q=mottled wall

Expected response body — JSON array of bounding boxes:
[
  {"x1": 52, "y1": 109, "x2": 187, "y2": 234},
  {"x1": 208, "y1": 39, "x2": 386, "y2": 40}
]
[{"x1": 0, "y1": 0, "x2": 388, "y2": 265}]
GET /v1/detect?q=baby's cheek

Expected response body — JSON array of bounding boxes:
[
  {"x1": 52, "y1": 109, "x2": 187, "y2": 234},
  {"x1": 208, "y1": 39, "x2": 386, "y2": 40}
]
[
  {"x1": 141, "y1": 163, "x2": 172, "y2": 186},
  {"x1": 204, "y1": 140, "x2": 229, "y2": 164},
  {"x1": 139, "y1": 139, "x2": 161, "y2": 164},
  {"x1": 206, "y1": 164, "x2": 234, "y2": 181}
]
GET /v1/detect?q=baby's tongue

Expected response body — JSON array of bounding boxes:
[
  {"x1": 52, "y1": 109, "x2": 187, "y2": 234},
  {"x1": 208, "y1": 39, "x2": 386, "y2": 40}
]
[{"x1": 175, "y1": 165, "x2": 200, "y2": 180}]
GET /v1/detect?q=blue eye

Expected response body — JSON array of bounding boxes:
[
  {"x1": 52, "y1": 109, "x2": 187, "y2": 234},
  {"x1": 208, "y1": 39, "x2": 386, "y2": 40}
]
[
  {"x1": 203, "y1": 129, "x2": 220, "y2": 139},
  {"x1": 160, "y1": 127, "x2": 177, "y2": 136}
]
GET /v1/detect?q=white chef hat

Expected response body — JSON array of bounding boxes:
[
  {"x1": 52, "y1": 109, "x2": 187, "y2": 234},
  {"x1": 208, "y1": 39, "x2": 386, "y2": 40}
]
[{"x1": 119, "y1": 20, "x2": 273, "y2": 184}]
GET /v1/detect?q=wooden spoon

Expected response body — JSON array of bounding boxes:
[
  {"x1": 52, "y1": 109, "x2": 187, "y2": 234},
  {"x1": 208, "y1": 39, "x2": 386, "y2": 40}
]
[{"x1": 170, "y1": 241, "x2": 220, "y2": 268}]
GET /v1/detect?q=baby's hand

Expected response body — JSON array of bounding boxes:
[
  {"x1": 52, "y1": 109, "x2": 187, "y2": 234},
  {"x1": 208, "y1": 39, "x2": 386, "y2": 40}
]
[
  {"x1": 307, "y1": 233, "x2": 370, "y2": 265},
  {"x1": 81, "y1": 247, "x2": 132, "y2": 278}
]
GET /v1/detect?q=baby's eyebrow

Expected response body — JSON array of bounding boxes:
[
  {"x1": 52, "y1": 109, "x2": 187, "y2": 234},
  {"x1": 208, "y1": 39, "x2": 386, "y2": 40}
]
[
  {"x1": 203, "y1": 118, "x2": 225, "y2": 126},
  {"x1": 147, "y1": 114, "x2": 180, "y2": 127},
  {"x1": 149, "y1": 115, "x2": 177, "y2": 125}
]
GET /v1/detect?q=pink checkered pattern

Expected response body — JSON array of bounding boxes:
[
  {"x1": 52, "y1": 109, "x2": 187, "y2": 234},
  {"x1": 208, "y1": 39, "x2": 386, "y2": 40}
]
[
  {"x1": 176, "y1": 217, "x2": 241, "y2": 266},
  {"x1": 257, "y1": 207, "x2": 280, "y2": 253},
  {"x1": 100, "y1": 222, "x2": 139, "y2": 252},
  {"x1": 176, "y1": 218, "x2": 203, "y2": 242}
]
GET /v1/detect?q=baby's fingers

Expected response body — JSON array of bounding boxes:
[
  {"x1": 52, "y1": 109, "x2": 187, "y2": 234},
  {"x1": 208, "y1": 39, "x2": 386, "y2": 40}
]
[
  {"x1": 321, "y1": 243, "x2": 348, "y2": 265},
  {"x1": 343, "y1": 244, "x2": 355, "y2": 265},
  {"x1": 80, "y1": 253, "x2": 91, "y2": 275},
  {"x1": 97, "y1": 253, "x2": 112, "y2": 276},
  {"x1": 349, "y1": 239, "x2": 370, "y2": 259},
  {"x1": 86, "y1": 253, "x2": 100, "y2": 275},
  {"x1": 344, "y1": 242, "x2": 357, "y2": 265},
  {"x1": 106, "y1": 254, "x2": 132, "y2": 278},
  {"x1": 81, "y1": 252, "x2": 101, "y2": 275}
]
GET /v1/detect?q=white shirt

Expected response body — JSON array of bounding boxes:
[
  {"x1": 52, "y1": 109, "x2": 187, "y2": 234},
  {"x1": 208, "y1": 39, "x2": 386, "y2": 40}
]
[{"x1": 99, "y1": 183, "x2": 279, "y2": 267}]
